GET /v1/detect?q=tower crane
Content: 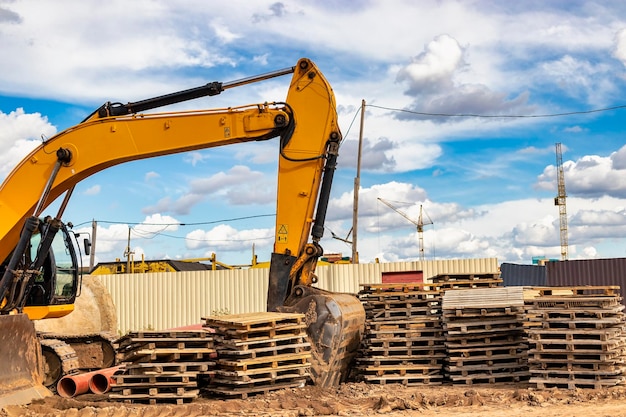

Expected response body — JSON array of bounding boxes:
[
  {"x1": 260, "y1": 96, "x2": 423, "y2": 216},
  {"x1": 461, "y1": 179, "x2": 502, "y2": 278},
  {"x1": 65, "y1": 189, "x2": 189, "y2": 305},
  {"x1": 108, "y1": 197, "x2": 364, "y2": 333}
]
[
  {"x1": 554, "y1": 142, "x2": 568, "y2": 260},
  {"x1": 377, "y1": 198, "x2": 433, "y2": 261}
]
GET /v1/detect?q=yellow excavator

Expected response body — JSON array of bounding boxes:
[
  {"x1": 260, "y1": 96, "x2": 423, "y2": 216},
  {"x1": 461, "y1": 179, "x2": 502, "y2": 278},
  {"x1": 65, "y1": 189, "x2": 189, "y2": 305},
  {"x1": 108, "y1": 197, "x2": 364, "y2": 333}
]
[{"x1": 0, "y1": 58, "x2": 365, "y2": 406}]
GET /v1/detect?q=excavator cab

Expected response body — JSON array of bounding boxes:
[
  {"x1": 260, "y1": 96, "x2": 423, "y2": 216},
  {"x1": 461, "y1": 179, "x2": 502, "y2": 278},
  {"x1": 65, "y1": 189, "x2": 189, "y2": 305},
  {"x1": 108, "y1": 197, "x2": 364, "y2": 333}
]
[
  {"x1": 22, "y1": 219, "x2": 81, "y2": 317},
  {"x1": 1, "y1": 217, "x2": 81, "y2": 319}
]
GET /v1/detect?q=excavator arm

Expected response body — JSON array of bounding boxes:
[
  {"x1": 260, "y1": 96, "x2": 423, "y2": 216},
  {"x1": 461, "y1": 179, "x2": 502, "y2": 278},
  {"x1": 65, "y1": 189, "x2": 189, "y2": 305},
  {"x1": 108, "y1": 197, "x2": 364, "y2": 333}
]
[{"x1": 0, "y1": 59, "x2": 364, "y2": 401}]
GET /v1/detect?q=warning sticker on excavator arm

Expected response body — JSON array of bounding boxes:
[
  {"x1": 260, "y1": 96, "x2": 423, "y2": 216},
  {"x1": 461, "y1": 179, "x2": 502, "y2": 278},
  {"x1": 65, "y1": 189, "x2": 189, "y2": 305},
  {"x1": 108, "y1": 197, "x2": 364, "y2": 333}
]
[{"x1": 277, "y1": 224, "x2": 288, "y2": 243}]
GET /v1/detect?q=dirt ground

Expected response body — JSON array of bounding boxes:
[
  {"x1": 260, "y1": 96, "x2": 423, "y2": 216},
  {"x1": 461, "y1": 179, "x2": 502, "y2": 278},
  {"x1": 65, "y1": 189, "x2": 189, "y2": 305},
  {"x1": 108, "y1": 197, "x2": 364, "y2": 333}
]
[{"x1": 4, "y1": 382, "x2": 626, "y2": 417}]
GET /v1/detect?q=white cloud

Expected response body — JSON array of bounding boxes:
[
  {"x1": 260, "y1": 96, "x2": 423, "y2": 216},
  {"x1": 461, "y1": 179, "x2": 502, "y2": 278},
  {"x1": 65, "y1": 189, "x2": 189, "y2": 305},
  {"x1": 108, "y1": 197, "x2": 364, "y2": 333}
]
[
  {"x1": 613, "y1": 28, "x2": 626, "y2": 65},
  {"x1": 536, "y1": 145, "x2": 626, "y2": 198},
  {"x1": 396, "y1": 34, "x2": 465, "y2": 96},
  {"x1": 83, "y1": 185, "x2": 101, "y2": 196},
  {"x1": 0, "y1": 109, "x2": 56, "y2": 180},
  {"x1": 185, "y1": 224, "x2": 272, "y2": 252},
  {"x1": 143, "y1": 165, "x2": 273, "y2": 215}
]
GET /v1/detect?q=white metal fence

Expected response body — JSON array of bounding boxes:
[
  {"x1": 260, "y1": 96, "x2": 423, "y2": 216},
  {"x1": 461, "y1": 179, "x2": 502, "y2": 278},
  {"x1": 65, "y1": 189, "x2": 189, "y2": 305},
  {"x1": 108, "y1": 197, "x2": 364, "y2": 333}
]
[{"x1": 97, "y1": 258, "x2": 499, "y2": 334}]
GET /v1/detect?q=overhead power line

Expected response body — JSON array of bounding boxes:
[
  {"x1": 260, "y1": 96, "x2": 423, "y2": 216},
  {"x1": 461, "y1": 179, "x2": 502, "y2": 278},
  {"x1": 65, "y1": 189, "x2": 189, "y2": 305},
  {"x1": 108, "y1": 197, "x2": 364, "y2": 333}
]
[
  {"x1": 366, "y1": 103, "x2": 626, "y2": 119},
  {"x1": 74, "y1": 213, "x2": 275, "y2": 228}
]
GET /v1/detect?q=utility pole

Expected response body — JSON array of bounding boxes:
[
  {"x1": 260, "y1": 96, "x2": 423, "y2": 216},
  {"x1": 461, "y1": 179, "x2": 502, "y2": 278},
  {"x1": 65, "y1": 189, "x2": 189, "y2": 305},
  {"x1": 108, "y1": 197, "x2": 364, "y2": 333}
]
[
  {"x1": 124, "y1": 227, "x2": 134, "y2": 273},
  {"x1": 554, "y1": 142, "x2": 568, "y2": 260},
  {"x1": 90, "y1": 219, "x2": 97, "y2": 271},
  {"x1": 351, "y1": 99, "x2": 365, "y2": 264}
]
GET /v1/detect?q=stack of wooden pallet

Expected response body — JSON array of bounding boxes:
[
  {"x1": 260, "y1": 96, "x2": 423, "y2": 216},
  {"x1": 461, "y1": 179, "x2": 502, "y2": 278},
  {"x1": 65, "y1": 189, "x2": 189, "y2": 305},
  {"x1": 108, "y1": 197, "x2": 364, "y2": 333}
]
[
  {"x1": 526, "y1": 286, "x2": 626, "y2": 389},
  {"x1": 442, "y1": 286, "x2": 529, "y2": 385},
  {"x1": 202, "y1": 312, "x2": 311, "y2": 398},
  {"x1": 431, "y1": 272, "x2": 503, "y2": 290},
  {"x1": 354, "y1": 283, "x2": 446, "y2": 385},
  {"x1": 110, "y1": 330, "x2": 216, "y2": 404}
]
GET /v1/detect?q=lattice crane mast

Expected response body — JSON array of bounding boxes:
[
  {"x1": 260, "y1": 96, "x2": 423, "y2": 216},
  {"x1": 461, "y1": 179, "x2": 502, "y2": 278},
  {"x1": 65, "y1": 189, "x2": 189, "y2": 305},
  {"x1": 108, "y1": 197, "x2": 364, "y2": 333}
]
[
  {"x1": 554, "y1": 142, "x2": 569, "y2": 260},
  {"x1": 377, "y1": 198, "x2": 433, "y2": 261}
]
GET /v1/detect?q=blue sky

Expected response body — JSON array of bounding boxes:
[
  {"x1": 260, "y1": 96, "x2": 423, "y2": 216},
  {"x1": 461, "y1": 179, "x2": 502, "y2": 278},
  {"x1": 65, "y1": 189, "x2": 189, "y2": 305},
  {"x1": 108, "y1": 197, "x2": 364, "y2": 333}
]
[{"x1": 2, "y1": 0, "x2": 626, "y2": 267}]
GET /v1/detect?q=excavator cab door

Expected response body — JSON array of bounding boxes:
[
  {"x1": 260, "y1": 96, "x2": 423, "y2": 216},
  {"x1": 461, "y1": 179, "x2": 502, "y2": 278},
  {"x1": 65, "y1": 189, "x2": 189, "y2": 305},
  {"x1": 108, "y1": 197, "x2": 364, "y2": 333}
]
[{"x1": 23, "y1": 221, "x2": 81, "y2": 319}]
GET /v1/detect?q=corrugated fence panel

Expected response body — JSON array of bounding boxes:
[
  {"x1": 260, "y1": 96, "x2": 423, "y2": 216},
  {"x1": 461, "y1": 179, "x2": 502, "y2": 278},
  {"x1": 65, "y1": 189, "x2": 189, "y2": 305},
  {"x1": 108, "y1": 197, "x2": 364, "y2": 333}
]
[
  {"x1": 500, "y1": 263, "x2": 547, "y2": 286},
  {"x1": 97, "y1": 258, "x2": 499, "y2": 334},
  {"x1": 547, "y1": 258, "x2": 626, "y2": 305},
  {"x1": 98, "y1": 269, "x2": 269, "y2": 334},
  {"x1": 316, "y1": 263, "x2": 383, "y2": 294}
]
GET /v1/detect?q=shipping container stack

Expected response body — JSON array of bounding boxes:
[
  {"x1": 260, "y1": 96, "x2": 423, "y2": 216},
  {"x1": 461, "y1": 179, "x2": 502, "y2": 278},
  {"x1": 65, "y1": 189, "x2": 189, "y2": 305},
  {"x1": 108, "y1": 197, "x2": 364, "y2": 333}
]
[
  {"x1": 526, "y1": 286, "x2": 626, "y2": 389},
  {"x1": 441, "y1": 286, "x2": 529, "y2": 385},
  {"x1": 110, "y1": 330, "x2": 216, "y2": 404},
  {"x1": 202, "y1": 312, "x2": 311, "y2": 399},
  {"x1": 354, "y1": 282, "x2": 446, "y2": 385}
]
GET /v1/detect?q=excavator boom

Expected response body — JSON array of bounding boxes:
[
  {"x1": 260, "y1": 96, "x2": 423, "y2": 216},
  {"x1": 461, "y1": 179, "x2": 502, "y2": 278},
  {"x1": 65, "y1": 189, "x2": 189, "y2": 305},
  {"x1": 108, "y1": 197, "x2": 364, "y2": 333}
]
[{"x1": 0, "y1": 58, "x2": 364, "y2": 404}]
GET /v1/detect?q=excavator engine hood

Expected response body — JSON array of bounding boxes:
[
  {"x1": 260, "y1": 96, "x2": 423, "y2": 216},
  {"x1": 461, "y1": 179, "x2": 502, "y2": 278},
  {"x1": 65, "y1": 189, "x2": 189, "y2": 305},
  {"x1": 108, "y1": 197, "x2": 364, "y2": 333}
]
[{"x1": 281, "y1": 286, "x2": 365, "y2": 387}]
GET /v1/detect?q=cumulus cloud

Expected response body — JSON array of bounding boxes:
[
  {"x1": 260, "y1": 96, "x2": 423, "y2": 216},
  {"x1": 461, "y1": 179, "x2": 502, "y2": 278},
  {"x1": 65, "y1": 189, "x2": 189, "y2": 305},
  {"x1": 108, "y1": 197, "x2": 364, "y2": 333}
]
[
  {"x1": 0, "y1": 5, "x2": 21, "y2": 23},
  {"x1": 397, "y1": 34, "x2": 464, "y2": 96},
  {"x1": 185, "y1": 224, "x2": 273, "y2": 252},
  {"x1": 536, "y1": 144, "x2": 626, "y2": 198},
  {"x1": 0, "y1": 109, "x2": 56, "y2": 180},
  {"x1": 395, "y1": 34, "x2": 531, "y2": 121},
  {"x1": 143, "y1": 165, "x2": 272, "y2": 215},
  {"x1": 613, "y1": 28, "x2": 626, "y2": 66},
  {"x1": 340, "y1": 138, "x2": 396, "y2": 172}
]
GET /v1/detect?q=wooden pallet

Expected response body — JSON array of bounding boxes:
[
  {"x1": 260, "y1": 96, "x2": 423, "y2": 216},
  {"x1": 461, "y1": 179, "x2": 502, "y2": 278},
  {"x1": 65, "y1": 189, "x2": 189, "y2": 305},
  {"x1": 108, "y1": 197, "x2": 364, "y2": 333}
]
[
  {"x1": 443, "y1": 319, "x2": 524, "y2": 335},
  {"x1": 528, "y1": 327, "x2": 625, "y2": 342},
  {"x1": 528, "y1": 349, "x2": 626, "y2": 363},
  {"x1": 447, "y1": 372, "x2": 528, "y2": 385},
  {"x1": 215, "y1": 362, "x2": 310, "y2": 380},
  {"x1": 365, "y1": 304, "x2": 441, "y2": 320},
  {"x1": 207, "y1": 378, "x2": 307, "y2": 399},
  {"x1": 123, "y1": 362, "x2": 215, "y2": 375},
  {"x1": 527, "y1": 286, "x2": 621, "y2": 297},
  {"x1": 365, "y1": 330, "x2": 443, "y2": 343},
  {"x1": 447, "y1": 349, "x2": 527, "y2": 364},
  {"x1": 529, "y1": 296, "x2": 622, "y2": 310},
  {"x1": 529, "y1": 377, "x2": 626, "y2": 390},
  {"x1": 445, "y1": 332, "x2": 524, "y2": 347},
  {"x1": 116, "y1": 330, "x2": 216, "y2": 363},
  {"x1": 110, "y1": 366, "x2": 202, "y2": 404},
  {"x1": 356, "y1": 373, "x2": 444, "y2": 385},
  {"x1": 216, "y1": 333, "x2": 308, "y2": 351},
  {"x1": 356, "y1": 355, "x2": 445, "y2": 368},
  {"x1": 360, "y1": 282, "x2": 441, "y2": 295},
  {"x1": 217, "y1": 341, "x2": 310, "y2": 358},
  {"x1": 431, "y1": 273, "x2": 501, "y2": 283},
  {"x1": 437, "y1": 279, "x2": 503, "y2": 290},
  {"x1": 203, "y1": 312, "x2": 307, "y2": 341},
  {"x1": 109, "y1": 390, "x2": 200, "y2": 405},
  {"x1": 525, "y1": 287, "x2": 626, "y2": 389}
]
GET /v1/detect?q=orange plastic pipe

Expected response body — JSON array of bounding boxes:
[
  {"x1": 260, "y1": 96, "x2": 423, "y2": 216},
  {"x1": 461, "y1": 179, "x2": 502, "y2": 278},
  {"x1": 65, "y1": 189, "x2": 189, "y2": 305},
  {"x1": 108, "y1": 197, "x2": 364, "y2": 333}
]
[
  {"x1": 88, "y1": 365, "x2": 124, "y2": 395},
  {"x1": 57, "y1": 370, "x2": 99, "y2": 398}
]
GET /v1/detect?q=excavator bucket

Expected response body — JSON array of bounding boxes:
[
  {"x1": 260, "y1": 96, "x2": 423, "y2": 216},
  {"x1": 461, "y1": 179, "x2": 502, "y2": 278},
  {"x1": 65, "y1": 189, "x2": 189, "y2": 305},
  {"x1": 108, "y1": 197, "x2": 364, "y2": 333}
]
[
  {"x1": 0, "y1": 314, "x2": 51, "y2": 407},
  {"x1": 282, "y1": 286, "x2": 365, "y2": 387}
]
